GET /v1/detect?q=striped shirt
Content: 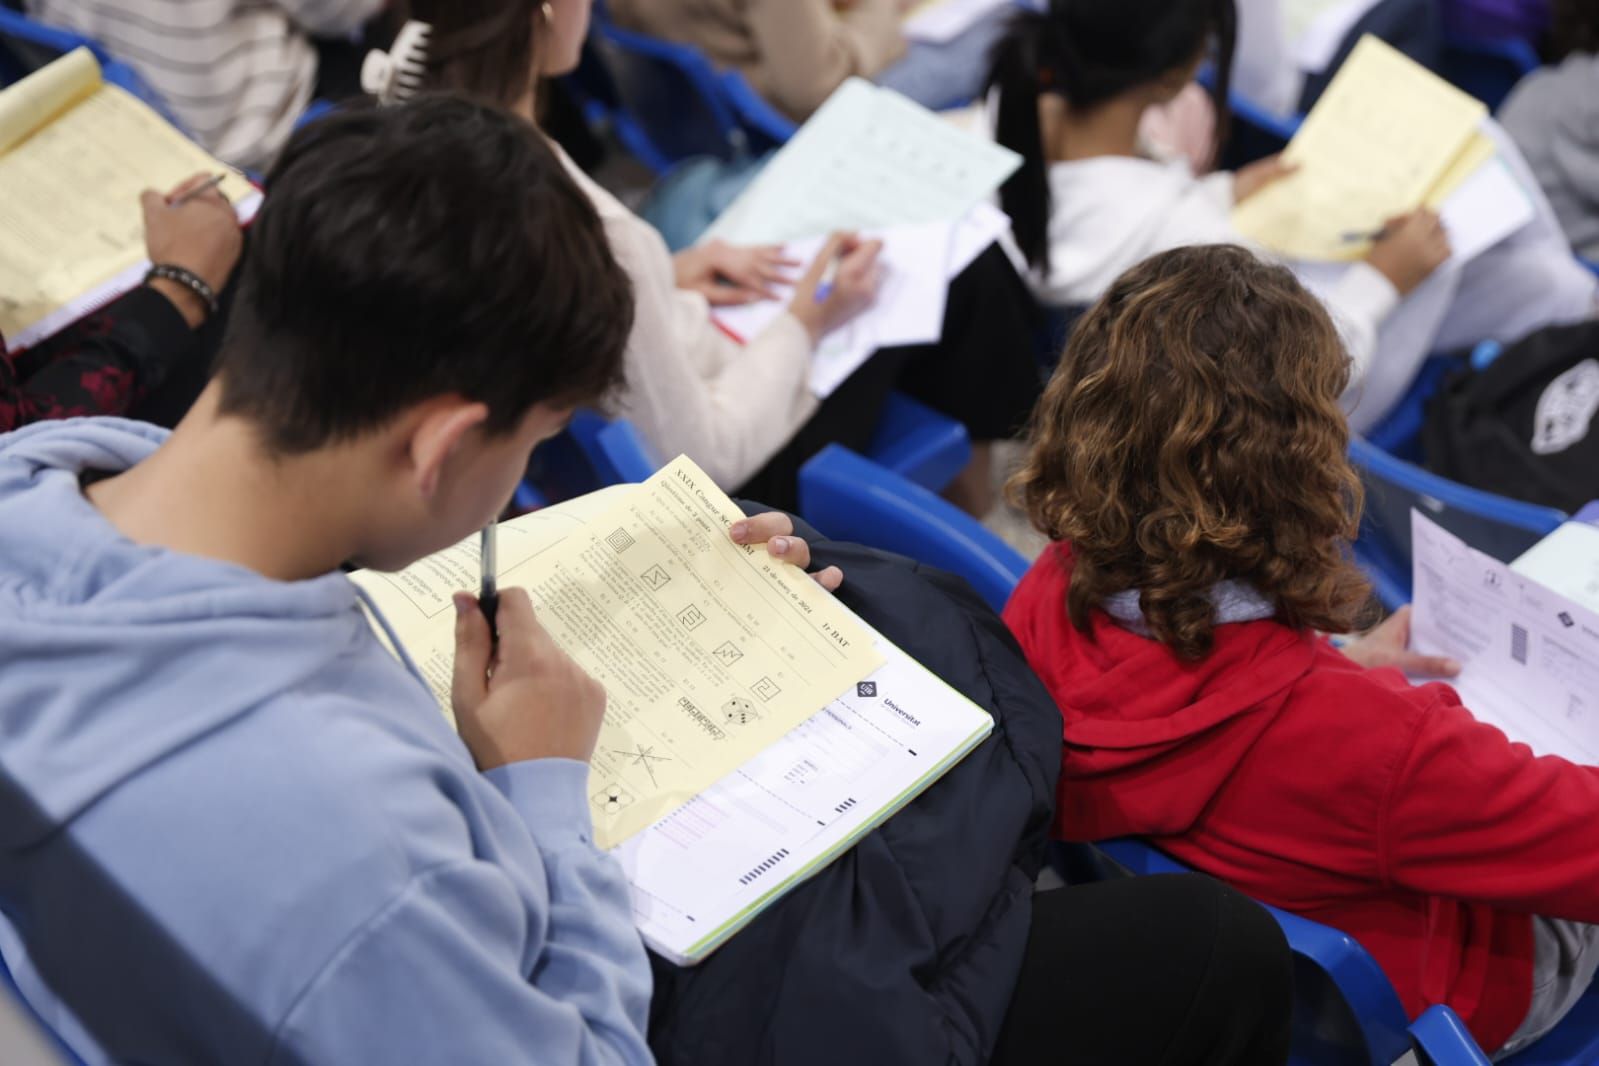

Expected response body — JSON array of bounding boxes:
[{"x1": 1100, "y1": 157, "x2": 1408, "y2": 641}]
[{"x1": 24, "y1": 0, "x2": 384, "y2": 169}]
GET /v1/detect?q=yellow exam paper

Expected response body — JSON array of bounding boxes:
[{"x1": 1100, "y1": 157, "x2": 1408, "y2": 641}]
[
  {"x1": 353, "y1": 460, "x2": 884, "y2": 851},
  {"x1": 522, "y1": 457, "x2": 884, "y2": 848},
  {"x1": 0, "y1": 50, "x2": 256, "y2": 340},
  {"x1": 1232, "y1": 36, "x2": 1486, "y2": 261}
]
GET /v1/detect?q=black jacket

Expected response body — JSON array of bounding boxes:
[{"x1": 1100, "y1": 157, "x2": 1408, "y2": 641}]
[{"x1": 647, "y1": 519, "x2": 1063, "y2": 1066}]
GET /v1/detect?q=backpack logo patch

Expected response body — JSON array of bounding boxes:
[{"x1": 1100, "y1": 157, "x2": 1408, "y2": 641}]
[{"x1": 1531, "y1": 359, "x2": 1599, "y2": 456}]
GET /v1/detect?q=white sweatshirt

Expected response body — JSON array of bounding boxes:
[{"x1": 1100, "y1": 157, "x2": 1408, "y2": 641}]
[
  {"x1": 1031, "y1": 155, "x2": 1400, "y2": 410},
  {"x1": 555, "y1": 147, "x2": 818, "y2": 490}
]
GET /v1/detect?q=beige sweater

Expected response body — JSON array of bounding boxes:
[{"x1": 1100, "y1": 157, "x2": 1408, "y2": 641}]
[
  {"x1": 555, "y1": 146, "x2": 818, "y2": 489},
  {"x1": 608, "y1": 0, "x2": 907, "y2": 122}
]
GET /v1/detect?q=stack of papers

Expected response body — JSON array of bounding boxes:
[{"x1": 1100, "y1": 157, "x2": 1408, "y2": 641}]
[
  {"x1": 350, "y1": 458, "x2": 994, "y2": 964},
  {"x1": 702, "y1": 77, "x2": 1021, "y2": 396},
  {"x1": 705, "y1": 78, "x2": 1021, "y2": 247},
  {"x1": 1233, "y1": 36, "x2": 1532, "y2": 264},
  {"x1": 1411, "y1": 511, "x2": 1599, "y2": 765},
  {"x1": 711, "y1": 204, "x2": 1013, "y2": 398}
]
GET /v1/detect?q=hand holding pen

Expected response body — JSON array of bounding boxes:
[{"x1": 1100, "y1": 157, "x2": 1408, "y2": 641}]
[
  {"x1": 786, "y1": 232, "x2": 884, "y2": 343},
  {"x1": 1359, "y1": 209, "x2": 1451, "y2": 296}
]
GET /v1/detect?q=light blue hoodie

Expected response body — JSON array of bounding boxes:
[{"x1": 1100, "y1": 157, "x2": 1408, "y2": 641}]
[{"x1": 0, "y1": 418, "x2": 653, "y2": 1065}]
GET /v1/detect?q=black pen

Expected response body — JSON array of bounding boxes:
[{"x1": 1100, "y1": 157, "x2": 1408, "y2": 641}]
[{"x1": 479, "y1": 524, "x2": 499, "y2": 638}]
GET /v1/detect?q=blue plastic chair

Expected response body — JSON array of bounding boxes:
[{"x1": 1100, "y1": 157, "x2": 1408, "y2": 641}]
[
  {"x1": 865, "y1": 392, "x2": 973, "y2": 495},
  {"x1": 1438, "y1": 32, "x2": 1539, "y2": 110},
  {"x1": 0, "y1": 9, "x2": 185, "y2": 130},
  {"x1": 796, "y1": 444, "x2": 1028, "y2": 612},
  {"x1": 1349, "y1": 340, "x2": 1567, "y2": 610},
  {"x1": 580, "y1": 9, "x2": 795, "y2": 174},
  {"x1": 1093, "y1": 839, "x2": 1492, "y2": 1066}
]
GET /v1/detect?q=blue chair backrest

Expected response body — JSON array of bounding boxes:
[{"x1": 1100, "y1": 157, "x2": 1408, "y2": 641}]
[
  {"x1": 797, "y1": 444, "x2": 1028, "y2": 613},
  {"x1": 584, "y1": 13, "x2": 793, "y2": 173},
  {"x1": 522, "y1": 411, "x2": 662, "y2": 505},
  {"x1": 866, "y1": 392, "x2": 972, "y2": 494},
  {"x1": 1438, "y1": 32, "x2": 1539, "y2": 110}
]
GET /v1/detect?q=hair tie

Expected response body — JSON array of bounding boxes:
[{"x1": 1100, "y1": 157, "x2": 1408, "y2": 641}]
[{"x1": 360, "y1": 20, "x2": 432, "y2": 106}]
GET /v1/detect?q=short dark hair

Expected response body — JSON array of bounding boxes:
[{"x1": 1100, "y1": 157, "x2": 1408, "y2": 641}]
[{"x1": 214, "y1": 95, "x2": 632, "y2": 453}]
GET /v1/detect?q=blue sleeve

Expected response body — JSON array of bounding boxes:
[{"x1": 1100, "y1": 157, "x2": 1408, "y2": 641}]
[{"x1": 269, "y1": 759, "x2": 653, "y2": 1065}]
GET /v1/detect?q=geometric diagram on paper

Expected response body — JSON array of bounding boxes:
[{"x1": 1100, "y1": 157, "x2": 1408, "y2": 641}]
[
  {"x1": 676, "y1": 604, "x2": 707, "y2": 631},
  {"x1": 856, "y1": 681, "x2": 878, "y2": 698},
  {"x1": 592, "y1": 784, "x2": 635, "y2": 816},
  {"x1": 605, "y1": 743, "x2": 672, "y2": 787},
  {"x1": 606, "y1": 528, "x2": 636, "y2": 553},
  {"x1": 751, "y1": 675, "x2": 782, "y2": 702},
  {"x1": 712, "y1": 640, "x2": 744, "y2": 666},
  {"x1": 722, "y1": 696, "x2": 760, "y2": 727},
  {"x1": 641, "y1": 564, "x2": 671, "y2": 591}
]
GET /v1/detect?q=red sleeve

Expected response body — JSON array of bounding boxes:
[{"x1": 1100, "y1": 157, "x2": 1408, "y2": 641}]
[
  {"x1": 1380, "y1": 690, "x2": 1599, "y2": 921},
  {"x1": 1, "y1": 287, "x2": 194, "y2": 433}
]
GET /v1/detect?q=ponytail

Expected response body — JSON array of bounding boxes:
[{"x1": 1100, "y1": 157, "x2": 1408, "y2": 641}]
[{"x1": 988, "y1": 10, "x2": 1064, "y2": 276}]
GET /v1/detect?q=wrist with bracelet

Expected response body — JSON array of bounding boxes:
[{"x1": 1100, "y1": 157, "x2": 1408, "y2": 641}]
[{"x1": 145, "y1": 263, "x2": 220, "y2": 320}]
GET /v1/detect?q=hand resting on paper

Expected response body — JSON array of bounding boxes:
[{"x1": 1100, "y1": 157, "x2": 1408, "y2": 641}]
[
  {"x1": 1364, "y1": 209, "x2": 1451, "y2": 296},
  {"x1": 673, "y1": 239, "x2": 801, "y2": 307},
  {"x1": 729, "y1": 511, "x2": 845, "y2": 592},
  {"x1": 141, "y1": 172, "x2": 244, "y2": 329},
  {"x1": 450, "y1": 588, "x2": 609, "y2": 770},
  {"x1": 786, "y1": 232, "x2": 884, "y2": 344},
  {"x1": 1339, "y1": 605, "x2": 1461, "y2": 678}
]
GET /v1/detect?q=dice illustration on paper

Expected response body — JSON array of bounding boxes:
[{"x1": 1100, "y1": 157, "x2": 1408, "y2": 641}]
[
  {"x1": 722, "y1": 696, "x2": 760, "y2": 727},
  {"x1": 593, "y1": 784, "x2": 635, "y2": 816},
  {"x1": 713, "y1": 641, "x2": 744, "y2": 666},
  {"x1": 641, "y1": 564, "x2": 671, "y2": 590}
]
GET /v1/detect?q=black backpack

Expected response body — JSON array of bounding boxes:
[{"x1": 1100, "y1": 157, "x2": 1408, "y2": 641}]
[{"x1": 1424, "y1": 320, "x2": 1599, "y2": 513}]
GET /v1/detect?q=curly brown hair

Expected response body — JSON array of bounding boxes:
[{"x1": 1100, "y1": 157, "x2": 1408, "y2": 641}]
[{"x1": 1010, "y1": 244, "x2": 1371, "y2": 660}]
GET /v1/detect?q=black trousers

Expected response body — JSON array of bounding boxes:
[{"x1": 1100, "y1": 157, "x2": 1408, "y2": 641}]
[
  {"x1": 734, "y1": 244, "x2": 1044, "y2": 512},
  {"x1": 993, "y1": 875, "x2": 1294, "y2": 1066}
]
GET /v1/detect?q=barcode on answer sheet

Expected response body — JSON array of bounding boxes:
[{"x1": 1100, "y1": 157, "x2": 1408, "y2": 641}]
[{"x1": 1511, "y1": 624, "x2": 1529, "y2": 665}]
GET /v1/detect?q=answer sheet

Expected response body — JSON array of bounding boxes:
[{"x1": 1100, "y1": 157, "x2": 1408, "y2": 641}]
[
  {"x1": 618, "y1": 629, "x2": 993, "y2": 964},
  {"x1": 0, "y1": 50, "x2": 260, "y2": 346},
  {"x1": 1410, "y1": 511, "x2": 1599, "y2": 766},
  {"x1": 353, "y1": 462, "x2": 884, "y2": 850},
  {"x1": 1232, "y1": 36, "x2": 1485, "y2": 261},
  {"x1": 704, "y1": 79, "x2": 1021, "y2": 247}
]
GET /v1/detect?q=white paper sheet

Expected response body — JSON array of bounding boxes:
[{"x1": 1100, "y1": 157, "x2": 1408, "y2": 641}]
[
  {"x1": 618, "y1": 628, "x2": 993, "y2": 964},
  {"x1": 711, "y1": 221, "x2": 954, "y2": 398},
  {"x1": 1438, "y1": 156, "x2": 1536, "y2": 264},
  {"x1": 902, "y1": 0, "x2": 1015, "y2": 43},
  {"x1": 704, "y1": 78, "x2": 1022, "y2": 247},
  {"x1": 1410, "y1": 510, "x2": 1599, "y2": 766},
  {"x1": 1514, "y1": 522, "x2": 1599, "y2": 615}
]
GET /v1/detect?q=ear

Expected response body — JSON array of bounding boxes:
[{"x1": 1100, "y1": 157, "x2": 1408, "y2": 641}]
[{"x1": 407, "y1": 399, "x2": 491, "y2": 501}]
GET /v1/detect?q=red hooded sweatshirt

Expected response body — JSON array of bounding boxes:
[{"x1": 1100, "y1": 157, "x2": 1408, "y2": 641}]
[{"x1": 1004, "y1": 544, "x2": 1599, "y2": 1052}]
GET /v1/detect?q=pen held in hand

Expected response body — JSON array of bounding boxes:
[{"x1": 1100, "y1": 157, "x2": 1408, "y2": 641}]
[
  {"x1": 167, "y1": 173, "x2": 226, "y2": 207},
  {"x1": 1340, "y1": 224, "x2": 1395, "y2": 244},
  {"x1": 479, "y1": 524, "x2": 499, "y2": 639}
]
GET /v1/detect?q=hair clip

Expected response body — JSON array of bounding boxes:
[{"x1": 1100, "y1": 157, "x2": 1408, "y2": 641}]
[{"x1": 361, "y1": 20, "x2": 432, "y2": 106}]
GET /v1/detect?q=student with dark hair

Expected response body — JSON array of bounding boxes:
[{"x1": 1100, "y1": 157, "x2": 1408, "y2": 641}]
[
  {"x1": 1006, "y1": 243, "x2": 1599, "y2": 1057},
  {"x1": 391, "y1": 0, "x2": 1043, "y2": 515},
  {"x1": 985, "y1": 0, "x2": 1597, "y2": 433},
  {"x1": 0, "y1": 95, "x2": 834, "y2": 1064},
  {"x1": 1, "y1": 173, "x2": 241, "y2": 432}
]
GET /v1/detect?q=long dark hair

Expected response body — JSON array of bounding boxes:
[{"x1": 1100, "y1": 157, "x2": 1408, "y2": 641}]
[
  {"x1": 393, "y1": 0, "x2": 543, "y2": 108},
  {"x1": 987, "y1": 0, "x2": 1237, "y2": 275}
]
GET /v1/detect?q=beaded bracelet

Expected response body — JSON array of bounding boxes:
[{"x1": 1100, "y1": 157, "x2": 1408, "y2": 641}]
[{"x1": 146, "y1": 263, "x2": 219, "y2": 317}]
